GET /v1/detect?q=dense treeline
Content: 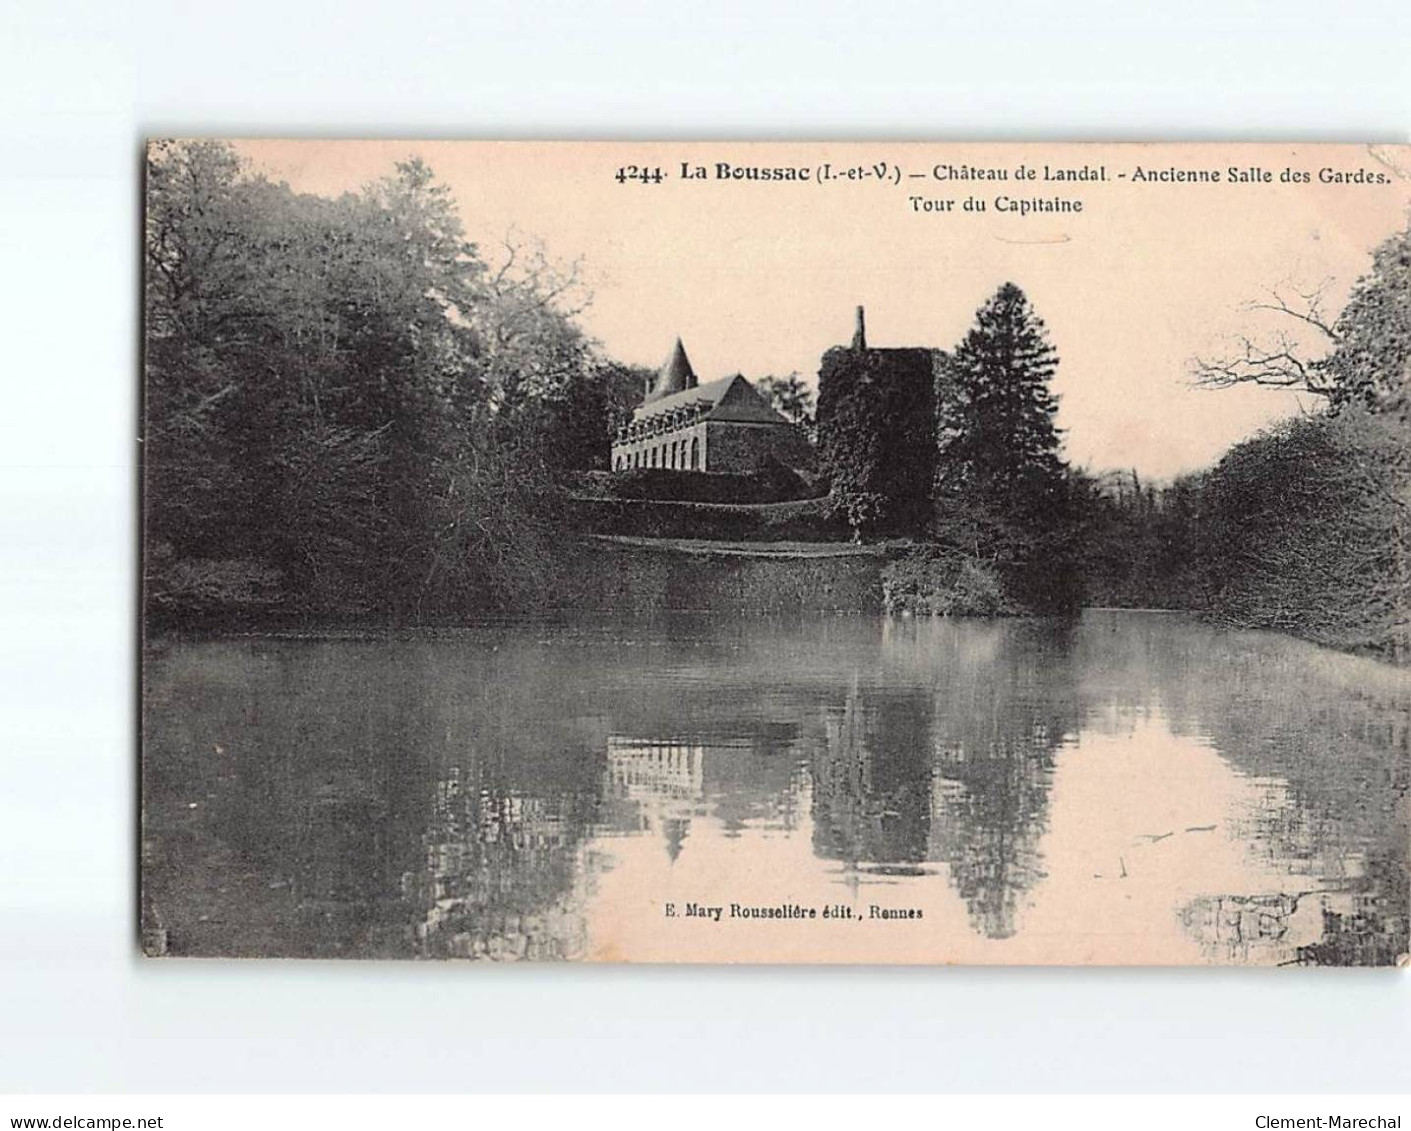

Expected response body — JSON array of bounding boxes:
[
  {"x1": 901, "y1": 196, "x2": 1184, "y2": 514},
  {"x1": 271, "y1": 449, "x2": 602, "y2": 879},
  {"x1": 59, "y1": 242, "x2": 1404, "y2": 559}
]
[
  {"x1": 144, "y1": 141, "x2": 640, "y2": 621},
  {"x1": 840, "y1": 230, "x2": 1409, "y2": 657},
  {"x1": 1080, "y1": 410, "x2": 1409, "y2": 660},
  {"x1": 1082, "y1": 224, "x2": 1410, "y2": 661},
  {"x1": 145, "y1": 140, "x2": 1409, "y2": 660}
]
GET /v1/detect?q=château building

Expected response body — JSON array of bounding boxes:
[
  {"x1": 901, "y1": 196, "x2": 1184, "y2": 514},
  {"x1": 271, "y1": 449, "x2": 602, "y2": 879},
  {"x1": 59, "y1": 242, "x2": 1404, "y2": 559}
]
[{"x1": 611, "y1": 338, "x2": 808, "y2": 473}]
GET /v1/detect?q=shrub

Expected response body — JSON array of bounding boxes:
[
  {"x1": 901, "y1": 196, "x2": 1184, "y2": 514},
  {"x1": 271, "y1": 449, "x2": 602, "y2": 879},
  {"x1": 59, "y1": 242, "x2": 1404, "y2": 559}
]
[
  {"x1": 835, "y1": 491, "x2": 888, "y2": 540},
  {"x1": 146, "y1": 546, "x2": 285, "y2": 613},
  {"x1": 881, "y1": 546, "x2": 1022, "y2": 616},
  {"x1": 576, "y1": 462, "x2": 816, "y2": 505}
]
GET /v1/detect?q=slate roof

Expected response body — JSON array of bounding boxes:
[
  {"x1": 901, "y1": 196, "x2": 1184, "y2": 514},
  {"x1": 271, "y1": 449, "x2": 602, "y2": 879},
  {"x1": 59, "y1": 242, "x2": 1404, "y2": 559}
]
[
  {"x1": 631, "y1": 374, "x2": 790, "y2": 426},
  {"x1": 645, "y1": 337, "x2": 698, "y2": 402}
]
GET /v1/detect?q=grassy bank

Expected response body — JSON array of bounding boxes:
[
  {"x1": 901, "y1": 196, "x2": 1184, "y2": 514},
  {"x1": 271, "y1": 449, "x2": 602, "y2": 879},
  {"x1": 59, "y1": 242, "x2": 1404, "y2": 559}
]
[
  {"x1": 146, "y1": 534, "x2": 907, "y2": 630},
  {"x1": 552, "y1": 535, "x2": 900, "y2": 615}
]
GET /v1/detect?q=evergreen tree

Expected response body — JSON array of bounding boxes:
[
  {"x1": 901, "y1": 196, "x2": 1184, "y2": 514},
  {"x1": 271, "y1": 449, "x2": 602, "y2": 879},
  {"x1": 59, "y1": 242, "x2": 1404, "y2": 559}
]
[
  {"x1": 938, "y1": 283, "x2": 1063, "y2": 501},
  {"x1": 935, "y1": 283, "x2": 1076, "y2": 609}
]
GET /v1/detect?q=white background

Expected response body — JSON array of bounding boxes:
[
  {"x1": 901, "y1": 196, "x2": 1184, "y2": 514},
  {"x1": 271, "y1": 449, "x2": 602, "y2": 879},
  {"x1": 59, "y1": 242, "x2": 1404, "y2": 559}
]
[{"x1": 1, "y1": 0, "x2": 1409, "y2": 1094}]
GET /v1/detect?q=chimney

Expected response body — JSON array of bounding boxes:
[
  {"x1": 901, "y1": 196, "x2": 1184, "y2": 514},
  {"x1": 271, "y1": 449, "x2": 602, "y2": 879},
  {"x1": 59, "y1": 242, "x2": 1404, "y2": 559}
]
[{"x1": 851, "y1": 305, "x2": 867, "y2": 351}]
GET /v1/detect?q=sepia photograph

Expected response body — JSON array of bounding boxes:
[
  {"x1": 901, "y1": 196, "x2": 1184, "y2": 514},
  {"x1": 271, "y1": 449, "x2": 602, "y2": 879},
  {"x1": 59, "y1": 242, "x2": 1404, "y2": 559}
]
[
  {"x1": 10, "y1": 0, "x2": 1411, "y2": 1109},
  {"x1": 139, "y1": 140, "x2": 1411, "y2": 966}
]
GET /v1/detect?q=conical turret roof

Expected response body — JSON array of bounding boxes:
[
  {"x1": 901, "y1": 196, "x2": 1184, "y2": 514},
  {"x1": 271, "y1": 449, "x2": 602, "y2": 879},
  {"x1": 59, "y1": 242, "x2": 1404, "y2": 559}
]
[{"x1": 647, "y1": 337, "x2": 698, "y2": 402}]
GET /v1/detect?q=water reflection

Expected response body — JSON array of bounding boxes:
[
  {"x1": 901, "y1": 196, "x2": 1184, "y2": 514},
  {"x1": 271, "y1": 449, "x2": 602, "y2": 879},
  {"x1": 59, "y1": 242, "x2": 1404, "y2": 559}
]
[
  {"x1": 142, "y1": 612, "x2": 1409, "y2": 964},
  {"x1": 412, "y1": 774, "x2": 597, "y2": 961},
  {"x1": 808, "y1": 621, "x2": 1076, "y2": 940}
]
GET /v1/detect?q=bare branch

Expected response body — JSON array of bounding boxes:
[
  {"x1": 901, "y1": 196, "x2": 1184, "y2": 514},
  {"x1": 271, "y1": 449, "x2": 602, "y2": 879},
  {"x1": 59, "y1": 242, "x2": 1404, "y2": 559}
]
[
  {"x1": 1244, "y1": 279, "x2": 1341, "y2": 343},
  {"x1": 1191, "y1": 333, "x2": 1337, "y2": 398},
  {"x1": 1190, "y1": 278, "x2": 1345, "y2": 398}
]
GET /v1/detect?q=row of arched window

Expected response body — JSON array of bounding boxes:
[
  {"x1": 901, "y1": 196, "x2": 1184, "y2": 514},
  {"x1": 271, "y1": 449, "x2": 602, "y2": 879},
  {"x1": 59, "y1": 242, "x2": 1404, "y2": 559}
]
[{"x1": 616, "y1": 435, "x2": 700, "y2": 471}]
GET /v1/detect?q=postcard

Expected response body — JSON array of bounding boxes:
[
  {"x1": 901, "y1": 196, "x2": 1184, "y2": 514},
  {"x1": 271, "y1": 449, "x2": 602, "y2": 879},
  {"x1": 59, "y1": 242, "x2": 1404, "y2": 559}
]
[{"x1": 141, "y1": 141, "x2": 1410, "y2": 964}]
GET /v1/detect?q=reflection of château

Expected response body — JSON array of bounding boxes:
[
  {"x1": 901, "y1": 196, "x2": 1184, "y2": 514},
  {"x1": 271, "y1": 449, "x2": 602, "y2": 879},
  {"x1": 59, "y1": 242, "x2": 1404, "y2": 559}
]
[
  {"x1": 600, "y1": 731, "x2": 806, "y2": 860},
  {"x1": 602, "y1": 737, "x2": 705, "y2": 862},
  {"x1": 605, "y1": 736, "x2": 705, "y2": 800}
]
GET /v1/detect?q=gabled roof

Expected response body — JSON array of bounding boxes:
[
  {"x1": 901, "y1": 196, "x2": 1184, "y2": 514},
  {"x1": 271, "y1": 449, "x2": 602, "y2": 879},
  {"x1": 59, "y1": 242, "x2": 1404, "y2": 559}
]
[{"x1": 632, "y1": 374, "x2": 790, "y2": 426}]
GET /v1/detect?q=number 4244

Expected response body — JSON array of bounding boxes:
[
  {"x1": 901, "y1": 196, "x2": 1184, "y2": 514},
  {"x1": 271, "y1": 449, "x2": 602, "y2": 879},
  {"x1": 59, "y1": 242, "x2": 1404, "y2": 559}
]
[{"x1": 616, "y1": 165, "x2": 665, "y2": 185}]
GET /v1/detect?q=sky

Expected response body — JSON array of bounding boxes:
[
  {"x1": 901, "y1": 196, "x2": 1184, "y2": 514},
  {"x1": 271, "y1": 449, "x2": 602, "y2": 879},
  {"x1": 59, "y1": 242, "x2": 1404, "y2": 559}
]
[{"x1": 234, "y1": 140, "x2": 1410, "y2": 480}]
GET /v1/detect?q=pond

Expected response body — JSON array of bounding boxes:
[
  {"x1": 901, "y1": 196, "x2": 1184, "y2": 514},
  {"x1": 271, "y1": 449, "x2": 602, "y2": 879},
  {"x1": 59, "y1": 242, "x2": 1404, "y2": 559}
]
[{"x1": 141, "y1": 610, "x2": 1409, "y2": 965}]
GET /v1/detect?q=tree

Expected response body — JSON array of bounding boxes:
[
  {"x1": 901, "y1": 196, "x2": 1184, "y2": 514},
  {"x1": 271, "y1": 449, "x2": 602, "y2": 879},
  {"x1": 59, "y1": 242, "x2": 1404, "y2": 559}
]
[
  {"x1": 466, "y1": 231, "x2": 650, "y2": 473},
  {"x1": 1069, "y1": 468, "x2": 1201, "y2": 610},
  {"x1": 937, "y1": 283, "x2": 1063, "y2": 501},
  {"x1": 144, "y1": 140, "x2": 301, "y2": 567},
  {"x1": 473, "y1": 233, "x2": 592, "y2": 407},
  {"x1": 1178, "y1": 224, "x2": 1411, "y2": 659},
  {"x1": 934, "y1": 283, "x2": 1075, "y2": 609},
  {"x1": 143, "y1": 141, "x2": 586, "y2": 621},
  {"x1": 1194, "y1": 413, "x2": 1409, "y2": 661},
  {"x1": 1321, "y1": 225, "x2": 1411, "y2": 415},
  {"x1": 1190, "y1": 224, "x2": 1411, "y2": 414},
  {"x1": 508, "y1": 359, "x2": 648, "y2": 473},
  {"x1": 755, "y1": 373, "x2": 816, "y2": 437}
]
